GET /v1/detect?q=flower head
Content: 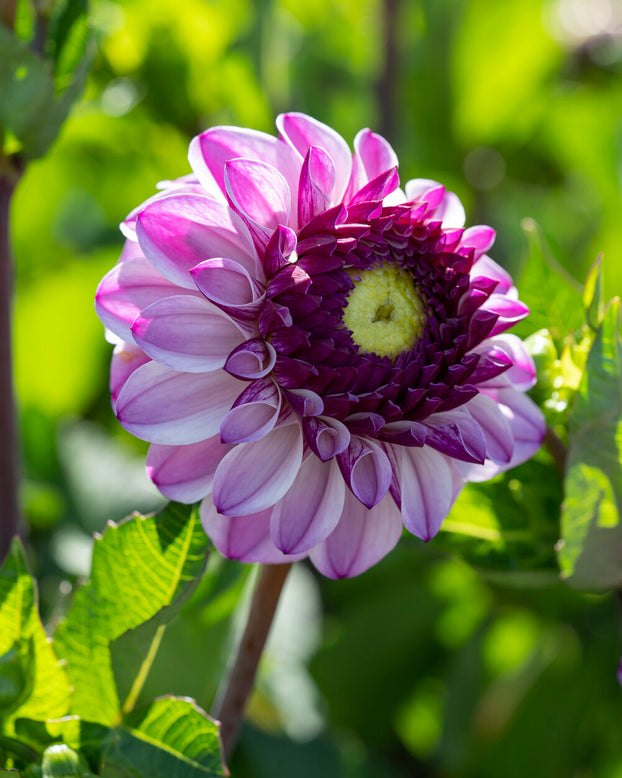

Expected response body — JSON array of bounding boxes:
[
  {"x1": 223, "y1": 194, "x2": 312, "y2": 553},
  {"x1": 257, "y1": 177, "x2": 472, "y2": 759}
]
[{"x1": 96, "y1": 113, "x2": 545, "y2": 578}]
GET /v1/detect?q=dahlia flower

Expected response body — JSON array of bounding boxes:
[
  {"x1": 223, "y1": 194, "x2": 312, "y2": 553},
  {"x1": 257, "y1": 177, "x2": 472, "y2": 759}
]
[{"x1": 96, "y1": 113, "x2": 544, "y2": 579}]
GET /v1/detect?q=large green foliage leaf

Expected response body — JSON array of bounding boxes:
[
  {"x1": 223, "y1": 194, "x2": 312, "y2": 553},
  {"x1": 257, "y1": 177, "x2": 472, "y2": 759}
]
[
  {"x1": 559, "y1": 299, "x2": 622, "y2": 590},
  {"x1": 513, "y1": 219, "x2": 584, "y2": 345},
  {"x1": 0, "y1": 540, "x2": 71, "y2": 728},
  {"x1": 100, "y1": 697, "x2": 226, "y2": 778},
  {"x1": 54, "y1": 503, "x2": 210, "y2": 725}
]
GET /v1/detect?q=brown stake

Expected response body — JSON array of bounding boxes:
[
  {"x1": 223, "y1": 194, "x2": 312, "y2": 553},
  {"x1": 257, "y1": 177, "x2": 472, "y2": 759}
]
[
  {"x1": 212, "y1": 562, "x2": 292, "y2": 762},
  {"x1": 0, "y1": 172, "x2": 20, "y2": 563}
]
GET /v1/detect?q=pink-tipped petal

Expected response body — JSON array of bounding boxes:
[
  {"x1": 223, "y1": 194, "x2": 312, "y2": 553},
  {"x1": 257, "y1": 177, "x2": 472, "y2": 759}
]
[
  {"x1": 277, "y1": 112, "x2": 352, "y2": 203},
  {"x1": 310, "y1": 489, "x2": 403, "y2": 579},
  {"x1": 116, "y1": 361, "x2": 241, "y2": 445},
  {"x1": 110, "y1": 342, "x2": 150, "y2": 408},
  {"x1": 298, "y1": 145, "x2": 335, "y2": 225},
  {"x1": 146, "y1": 436, "x2": 232, "y2": 503},
  {"x1": 400, "y1": 446, "x2": 455, "y2": 541},
  {"x1": 270, "y1": 455, "x2": 345, "y2": 554},
  {"x1": 459, "y1": 225, "x2": 496, "y2": 258},
  {"x1": 480, "y1": 293, "x2": 530, "y2": 335},
  {"x1": 471, "y1": 254, "x2": 513, "y2": 294},
  {"x1": 201, "y1": 501, "x2": 306, "y2": 564},
  {"x1": 95, "y1": 246, "x2": 199, "y2": 344},
  {"x1": 346, "y1": 128, "x2": 399, "y2": 200},
  {"x1": 337, "y1": 436, "x2": 392, "y2": 508},
  {"x1": 136, "y1": 193, "x2": 259, "y2": 289},
  {"x1": 188, "y1": 126, "x2": 301, "y2": 206},
  {"x1": 132, "y1": 294, "x2": 245, "y2": 372},
  {"x1": 466, "y1": 392, "x2": 515, "y2": 464},
  {"x1": 404, "y1": 179, "x2": 445, "y2": 208},
  {"x1": 472, "y1": 334, "x2": 537, "y2": 391},
  {"x1": 435, "y1": 191, "x2": 466, "y2": 228},
  {"x1": 219, "y1": 379, "x2": 281, "y2": 444},
  {"x1": 225, "y1": 158, "x2": 292, "y2": 249},
  {"x1": 213, "y1": 421, "x2": 303, "y2": 516}
]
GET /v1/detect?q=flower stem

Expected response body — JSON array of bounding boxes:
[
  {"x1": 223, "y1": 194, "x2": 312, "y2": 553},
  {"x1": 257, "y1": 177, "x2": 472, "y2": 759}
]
[
  {"x1": 212, "y1": 562, "x2": 292, "y2": 761},
  {"x1": 544, "y1": 425, "x2": 567, "y2": 476},
  {"x1": 0, "y1": 170, "x2": 20, "y2": 564}
]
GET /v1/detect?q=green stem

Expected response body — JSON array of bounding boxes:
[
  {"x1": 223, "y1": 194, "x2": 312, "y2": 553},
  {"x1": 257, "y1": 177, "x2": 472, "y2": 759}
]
[{"x1": 211, "y1": 563, "x2": 292, "y2": 761}]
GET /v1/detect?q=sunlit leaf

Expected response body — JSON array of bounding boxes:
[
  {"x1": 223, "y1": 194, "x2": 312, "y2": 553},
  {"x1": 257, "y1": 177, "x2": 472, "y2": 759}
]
[
  {"x1": 41, "y1": 744, "x2": 96, "y2": 778},
  {"x1": 513, "y1": 219, "x2": 584, "y2": 344},
  {"x1": 100, "y1": 697, "x2": 226, "y2": 778},
  {"x1": 0, "y1": 540, "x2": 71, "y2": 725},
  {"x1": 559, "y1": 299, "x2": 622, "y2": 590},
  {"x1": 54, "y1": 503, "x2": 210, "y2": 725}
]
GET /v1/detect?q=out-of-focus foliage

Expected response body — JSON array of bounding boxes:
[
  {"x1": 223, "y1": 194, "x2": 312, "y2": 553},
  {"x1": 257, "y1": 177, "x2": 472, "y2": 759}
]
[
  {"x1": 0, "y1": 511, "x2": 226, "y2": 776},
  {"x1": 8, "y1": 0, "x2": 622, "y2": 775}
]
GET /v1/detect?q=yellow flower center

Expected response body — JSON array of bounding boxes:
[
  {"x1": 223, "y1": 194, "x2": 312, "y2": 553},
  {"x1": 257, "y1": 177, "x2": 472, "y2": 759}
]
[{"x1": 342, "y1": 265, "x2": 426, "y2": 359}]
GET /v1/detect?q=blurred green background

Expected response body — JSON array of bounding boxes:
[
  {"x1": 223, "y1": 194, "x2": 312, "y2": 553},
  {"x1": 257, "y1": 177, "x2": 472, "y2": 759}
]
[{"x1": 11, "y1": 0, "x2": 622, "y2": 775}]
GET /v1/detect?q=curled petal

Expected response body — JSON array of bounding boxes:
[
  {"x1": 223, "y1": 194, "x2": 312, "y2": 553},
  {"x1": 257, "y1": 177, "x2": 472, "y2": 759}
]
[
  {"x1": 285, "y1": 388, "x2": 324, "y2": 417},
  {"x1": 188, "y1": 126, "x2": 301, "y2": 206},
  {"x1": 423, "y1": 407, "x2": 487, "y2": 464},
  {"x1": 201, "y1": 501, "x2": 306, "y2": 564},
  {"x1": 213, "y1": 421, "x2": 304, "y2": 516},
  {"x1": 225, "y1": 158, "x2": 292, "y2": 250},
  {"x1": 95, "y1": 244, "x2": 199, "y2": 343},
  {"x1": 146, "y1": 436, "x2": 232, "y2": 503},
  {"x1": 136, "y1": 193, "x2": 259, "y2": 289},
  {"x1": 298, "y1": 145, "x2": 335, "y2": 225},
  {"x1": 277, "y1": 112, "x2": 352, "y2": 203},
  {"x1": 401, "y1": 446, "x2": 455, "y2": 541},
  {"x1": 116, "y1": 361, "x2": 241, "y2": 445},
  {"x1": 405, "y1": 179, "x2": 446, "y2": 209},
  {"x1": 303, "y1": 416, "x2": 351, "y2": 461},
  {"x1": 132, "y1": 294, "x2": 245, "y2": 373},
  {"x1": 471, "y1": 334, "x2": 536, "y2": 391},
  {"x1": 264, "y1": 225, "x2": 297, "y2": 277},
  {"x1": 337, "y1": 436, "x2": 392, "y2": 508},
  {"x1": 459, "y1": 225, "x2": 496, "y2": 258},
  {"x1": 224, "y1": 338, "x2": 277, "y2": 380},
  {"x1": 191, "y1": 257, "x2": 265, "y2": 324},
  {"x1": 472, "y1": 254, "x2": 513, "y2": 294},
  {"x1": 466, "y1": 392, "x2": 515, "y2": 464},
  {"x1": 480, "y1": 293, "x2": 530, "y2": 335},
  {"x1": 220, "y1": 379, "x2": 281, "y2": 444},
  {"x1": 270, "y1": 456, "x2": 345, "y2": 554},
  {"x1": 482, "y1": 387, "x2": 545, "y2": 461},
  {"x1": 309, "y1": 489, "x2": 403, "y2": 579}
]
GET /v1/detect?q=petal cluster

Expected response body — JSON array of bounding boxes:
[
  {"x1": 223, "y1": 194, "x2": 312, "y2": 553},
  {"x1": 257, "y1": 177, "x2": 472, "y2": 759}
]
[{"x1": 96, "y1": 113, "x2": 545, "y2": 578}]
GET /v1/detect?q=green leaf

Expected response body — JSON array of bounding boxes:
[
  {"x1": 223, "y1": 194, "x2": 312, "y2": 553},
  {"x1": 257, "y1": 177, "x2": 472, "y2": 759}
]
[
  {"x1": 14, "y1": 717, "x2": 110, "y2": 772},
  {"x1": 41, "y1": 744, "x2": 96, "y2": 778},
  {"x1": 0, "y1": 23, "x2": 92, "y2": 159},
  {"x1": 513, "y1": 219, "x2": 584, "y2": 345},
  {"x1": 583, "y1": 255, "x2": 606, "y2": 331},
  {"x1": 100, "y1": 697, "x2": 226, "y2": 778},
  {"x1": 54, "y1": 503, "x2": 210, "y2": 725},
  {"x1": 0, "y1": 642, "x2": 33, "y2": 714},
  {"x1": 559, "y1": 299, "x2": 622, "y2": 590},
  {"x1": 0, "y1": 540, "x2": 71, "y2": 726},
  {"x1": 0, "y1": 26, "x2": 54, "y2": 149},
  {"x1": 434, "y1": 458, "x2": 560, "y2": 584}
]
